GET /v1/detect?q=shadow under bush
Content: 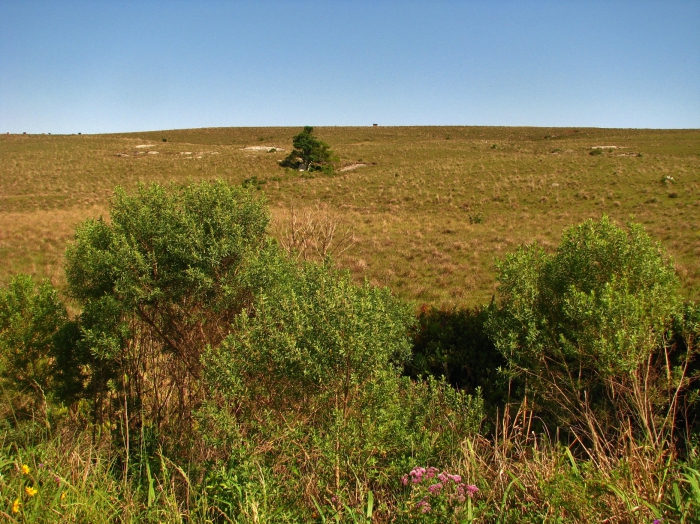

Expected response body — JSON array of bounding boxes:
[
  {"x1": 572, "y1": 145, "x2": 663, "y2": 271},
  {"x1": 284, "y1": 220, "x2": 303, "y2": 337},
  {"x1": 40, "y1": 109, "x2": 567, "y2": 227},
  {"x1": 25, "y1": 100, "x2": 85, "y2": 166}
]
[{"x1": 407, "y1": 304, "x2": 510, "y2": 416}]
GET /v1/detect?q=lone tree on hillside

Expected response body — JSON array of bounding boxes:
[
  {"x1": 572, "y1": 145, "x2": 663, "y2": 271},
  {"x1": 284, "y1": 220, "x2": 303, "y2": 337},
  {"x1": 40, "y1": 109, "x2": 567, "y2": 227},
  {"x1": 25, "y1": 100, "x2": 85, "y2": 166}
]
[{"x1": 281, "y1": 126, "x2": 334, "y2": 173}]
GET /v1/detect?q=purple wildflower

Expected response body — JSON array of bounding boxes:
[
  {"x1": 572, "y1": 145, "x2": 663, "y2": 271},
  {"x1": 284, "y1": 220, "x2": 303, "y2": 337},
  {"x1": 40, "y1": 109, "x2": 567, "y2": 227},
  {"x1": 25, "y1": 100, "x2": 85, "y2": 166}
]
[
  {"x1": 465, "y1": 484, "x2": 479, "y2": 497},
  {"x1": 428, "y1": 482, "x2": 443, "y2": 494},
  {"x1": 410, "y1": 466, "x2": 426, "y2": 484},
  {"x1": 425, "y1": 466, "x2": 439, "y2": 479},
  {"x1": 416, "y1": 498, "x2": 432, "y2": 513}
]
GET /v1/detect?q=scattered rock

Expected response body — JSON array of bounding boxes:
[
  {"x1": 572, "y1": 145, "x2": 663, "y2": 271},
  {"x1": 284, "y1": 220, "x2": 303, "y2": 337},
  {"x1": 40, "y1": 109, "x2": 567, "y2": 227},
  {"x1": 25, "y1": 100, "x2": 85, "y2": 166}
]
[
  {"x1": 135, "y1": 144, "x2": 155, "y2": 148},
  {"x1": 340, "y1": 163, "x2": 367, "y2": 172},
  {"x1": 241, "y1": 146, "x2": 285, "y2": 152},
  {"x1": 147, "y1": 151, "x2": 159, "y2": 155}
]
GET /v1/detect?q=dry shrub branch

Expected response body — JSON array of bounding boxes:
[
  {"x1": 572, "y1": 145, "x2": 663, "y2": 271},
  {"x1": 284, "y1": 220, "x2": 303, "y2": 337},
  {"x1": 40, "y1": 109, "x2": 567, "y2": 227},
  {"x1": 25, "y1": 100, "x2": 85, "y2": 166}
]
[{"x1": 277, "y1": 201, "x2": 355, "y2": 262}]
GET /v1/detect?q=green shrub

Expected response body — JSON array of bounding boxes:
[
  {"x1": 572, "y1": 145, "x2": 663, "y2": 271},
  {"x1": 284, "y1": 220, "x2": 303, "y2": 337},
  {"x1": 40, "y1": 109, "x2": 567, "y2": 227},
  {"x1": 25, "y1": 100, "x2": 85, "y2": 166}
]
[
  {"x1": 201, "y1": 257, "x2": 484, "y2": 514},
  {"x1": 407, "y1": 305, "x2": 507, "y2": 413},
  {"x1": 468, "y1": 213, "x2": 483, "y2": 225},
  {"x1": 0, "y1": 275, "x2": 67, "y2": 416},
  {"x1": 675, "y1": 302, "x2": 700, "y2": 435},
  {"x1": 280, "y1": 126, "x2": 335, "y2": 173},
  {"x1": 242, "y1": 175, "x2": 267, "y2": 190},
  {"x1": 64, "y1": 180, "x2": 269, "y2": 435},
  {"x1": 487, "y1": 215, "x2": 694, "y2": 451}
]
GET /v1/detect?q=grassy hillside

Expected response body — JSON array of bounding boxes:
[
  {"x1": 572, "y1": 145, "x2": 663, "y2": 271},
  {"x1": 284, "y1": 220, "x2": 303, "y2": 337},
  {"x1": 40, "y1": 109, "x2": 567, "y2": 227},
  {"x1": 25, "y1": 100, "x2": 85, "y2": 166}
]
[{"x1": 1, "y1": 126, "x2": 698, "y2": 306}]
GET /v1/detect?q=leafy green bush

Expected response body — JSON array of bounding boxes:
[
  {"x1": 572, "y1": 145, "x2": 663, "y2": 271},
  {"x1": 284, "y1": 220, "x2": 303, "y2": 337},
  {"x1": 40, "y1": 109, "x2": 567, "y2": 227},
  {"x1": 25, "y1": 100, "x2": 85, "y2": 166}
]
[
  {"x1": 487, "y1": 215, "x2": 695, "y2": 451},
  {"x1": 468, "y1": 213, "x2": 483, "y2": 225},
  {"x1": 63, "y1": 180, "x2": 269, "y2": 435},
  {"x1": 242, "y1": 175, "x2": 267, "y2": 190},
  {"x1": 0, "y1": 275, "x2": 67, "y2": 416},
  {"x1": 202, "y1": 257, "x2": 484, "y2": 514},
  {"x1": 675, "y1": 301, "x2": 700, "y2": 435},
  {"x1": 4, "y1": 191, "x2": 700, "y2": 521}
]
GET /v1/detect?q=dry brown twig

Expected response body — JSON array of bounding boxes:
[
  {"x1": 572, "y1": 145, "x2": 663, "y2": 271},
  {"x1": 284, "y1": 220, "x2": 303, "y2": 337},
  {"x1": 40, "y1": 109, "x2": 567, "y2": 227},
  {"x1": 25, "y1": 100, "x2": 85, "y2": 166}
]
[{"x1": 277, "y1": 201, "x2": 355, "y2": 262}]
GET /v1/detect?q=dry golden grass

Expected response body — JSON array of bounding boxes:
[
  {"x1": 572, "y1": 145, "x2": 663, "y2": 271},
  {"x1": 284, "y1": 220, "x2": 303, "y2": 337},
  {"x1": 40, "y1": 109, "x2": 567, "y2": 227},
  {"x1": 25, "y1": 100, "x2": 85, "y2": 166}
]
[
  {"x1": 1, "y1": 127, "x2": 699, "y2": 306},
  {"x1": 0, "y1": 205, "x2": 107, "y2": 289}
]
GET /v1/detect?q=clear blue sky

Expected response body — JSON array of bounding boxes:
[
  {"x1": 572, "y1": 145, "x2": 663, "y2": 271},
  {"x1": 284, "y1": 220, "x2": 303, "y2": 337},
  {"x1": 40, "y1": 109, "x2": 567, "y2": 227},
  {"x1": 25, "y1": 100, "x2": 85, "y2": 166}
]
[{"x1": 1, "y1": 0, "x2": 698, "y2": 133}]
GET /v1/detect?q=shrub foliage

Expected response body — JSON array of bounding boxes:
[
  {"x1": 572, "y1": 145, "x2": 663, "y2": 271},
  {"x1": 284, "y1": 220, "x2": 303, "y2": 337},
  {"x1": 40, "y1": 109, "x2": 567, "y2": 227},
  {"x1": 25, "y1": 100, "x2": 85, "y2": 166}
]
[
  {"x1": 280, "y1": 126, "x2": 335, "y2": 173},
  {"x1": 487, "y1": 215, "x2": 696, "y2": 453},
  {"x1": 63, "y1": 181, "x2": 269, "y2": 432},
  {"x1": 0, "y1": 275, "x2": 67, "y2": 415}
]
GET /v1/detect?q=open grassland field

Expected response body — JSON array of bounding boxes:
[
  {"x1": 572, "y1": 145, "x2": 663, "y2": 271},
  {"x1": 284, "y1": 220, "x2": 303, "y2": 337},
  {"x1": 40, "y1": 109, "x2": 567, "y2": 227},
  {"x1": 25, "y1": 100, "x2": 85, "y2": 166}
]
[{"x1": 1, "y1": 126, "x2": 699, "y2": 306}]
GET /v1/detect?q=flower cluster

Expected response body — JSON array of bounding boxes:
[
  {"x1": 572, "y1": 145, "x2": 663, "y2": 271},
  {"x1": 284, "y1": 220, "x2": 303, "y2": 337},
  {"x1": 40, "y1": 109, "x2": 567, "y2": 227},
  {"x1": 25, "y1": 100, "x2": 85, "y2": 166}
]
[
  {"x1": 8, "y1": 460, "x2": 68, "y2": 514},
  {"x1": 9, "y1": 463, "x2": 40, "y2": 514},
  {"x1": 402, "y1": 465, "x2": 478, "y2": 516}
]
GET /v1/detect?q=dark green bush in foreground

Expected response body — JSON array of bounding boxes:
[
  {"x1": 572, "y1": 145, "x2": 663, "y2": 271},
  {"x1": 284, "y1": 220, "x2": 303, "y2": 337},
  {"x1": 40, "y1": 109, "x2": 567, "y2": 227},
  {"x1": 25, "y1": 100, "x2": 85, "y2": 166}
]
[
  {"x1": 487, "y1": 215, "x2": 697, "y2": 453},
  {"x1": 0, "y1": 276, "x2": 67, "y2": 418},
  {"x1": 62, "y1": 181, "x2": 269, "y2": 439},
  {"x1": 201, "y1": 257, "x2": 483, "y2": 516}
]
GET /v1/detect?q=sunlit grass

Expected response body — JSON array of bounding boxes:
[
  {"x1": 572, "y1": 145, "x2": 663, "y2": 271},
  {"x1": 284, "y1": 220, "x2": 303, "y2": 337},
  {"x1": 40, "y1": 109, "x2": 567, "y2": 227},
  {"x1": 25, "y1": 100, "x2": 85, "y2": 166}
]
[{"x1": 1, "y1": 126, "x2": 699, "y2": 306}]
